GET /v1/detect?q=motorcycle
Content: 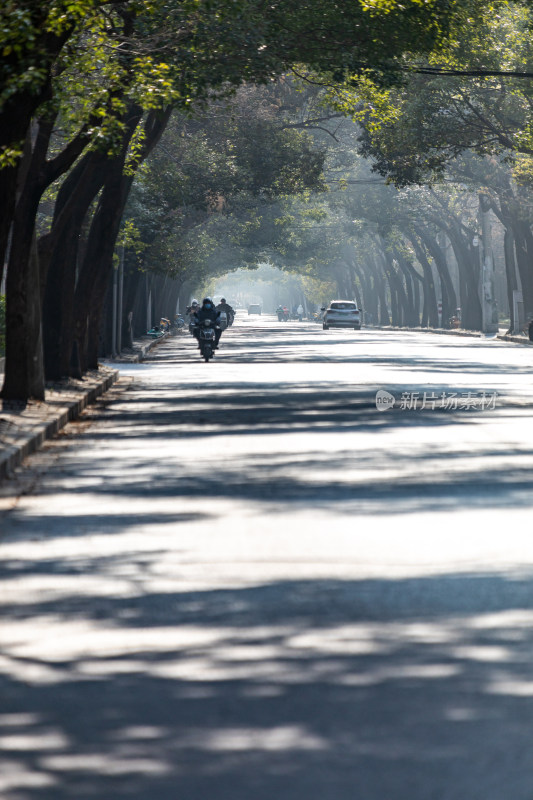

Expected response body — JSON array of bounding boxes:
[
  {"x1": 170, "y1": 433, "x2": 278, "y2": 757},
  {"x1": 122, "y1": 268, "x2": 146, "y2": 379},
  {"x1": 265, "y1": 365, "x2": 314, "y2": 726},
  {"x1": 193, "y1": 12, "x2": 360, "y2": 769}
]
[
  {"x1": 216, "y1": 306, "x2": 235, "y2": 327},
  {"x1": 194, "y1": 318, "x2": 218, "y2": 361}
]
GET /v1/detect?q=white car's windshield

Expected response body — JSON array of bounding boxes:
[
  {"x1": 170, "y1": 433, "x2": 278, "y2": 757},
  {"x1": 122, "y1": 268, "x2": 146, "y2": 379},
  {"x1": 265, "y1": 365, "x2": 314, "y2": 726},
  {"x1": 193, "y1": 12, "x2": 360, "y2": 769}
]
[{"x1": 330, "y1": 302, "x2": 356, "y2": 310}]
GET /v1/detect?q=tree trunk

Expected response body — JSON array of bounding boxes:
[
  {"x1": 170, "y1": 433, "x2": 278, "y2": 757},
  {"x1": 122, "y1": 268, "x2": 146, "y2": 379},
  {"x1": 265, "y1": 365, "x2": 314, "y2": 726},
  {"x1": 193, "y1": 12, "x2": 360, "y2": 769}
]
[
  {"x1": 394, "y1": 252, "x2": 420, "y2": 326},
  {"x1": 0, "y1": 94, "x2": 46, "y2": 279},
  {"x1": 0, "y1": 18, "x2": 73, "y2": 275},
  {"x1": 367, "y1": 273, "x2": 380, "y2": 325},
  {"x1": 354, "y1": 264, "x2": 375, "y2": 323},
  {"x1": 164, "y1": 278, "x2": 181, "y2": 320},
  {"x1": 1, "y1": 124, "x2": 53, "y2": 401},
  {"x1": 74, "y1": 107, "x2": 172, "y2": 371},
  {"x1": 381, "y1": 249, "x2": 409, "y2": 326},
  {"x1": 414, "y1": 225, "x2": 457, "y2": 327},
  {"x1": 117, "y1": 264, "x2": 144, "y2": 348},
  {"x1": 371, "y1": 255, "x2": 390, "y2": 325},
  {"x1": 489, "y1": 193, "x2": 521, "y2": 334},
  {"x1": 74, "y1": 164, "x2": 136, "y2": 372},
  {"x1": 444, "y1": 222, "x2": 482, "y2": 330},
  {"x1": 75, "y1": 108, "x2": 172, "y2": 369},
  {"x1": 2, "y1": 230, "x2": 45, "y2": 401},
  {"x1": 512, "y1": 220, "x2": 533, "y2": 320},
  {"x1": 1, "y1": 108, "x2": 93, "y2": 398},
  {"x1": 41, "y1": 152, "x2": 109, "y2": 379},
  {"x1": 0, "y1": 167, "x2": 17, "y2": 290},
  {"x1": 406, "y1": 231, "x2": 439, "y2": 327},
  {"x1": 503, "y1": 228, "x2": 519, "y2": 333},
  {"x1": 346, "y1": 262, "x2": 363, "y2": 309}
]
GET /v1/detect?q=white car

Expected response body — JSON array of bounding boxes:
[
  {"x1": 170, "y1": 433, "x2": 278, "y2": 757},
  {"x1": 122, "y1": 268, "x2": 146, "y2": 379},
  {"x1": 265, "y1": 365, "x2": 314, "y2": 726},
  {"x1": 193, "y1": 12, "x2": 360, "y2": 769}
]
[{"x1": 322, "y1": 300, "x2": 361, "y2": 330}]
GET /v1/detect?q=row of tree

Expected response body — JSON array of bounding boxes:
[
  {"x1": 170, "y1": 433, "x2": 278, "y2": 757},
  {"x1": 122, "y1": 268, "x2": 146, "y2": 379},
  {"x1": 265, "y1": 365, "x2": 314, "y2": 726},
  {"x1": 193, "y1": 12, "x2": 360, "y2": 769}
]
[
  {"x1": 172, "y1": 3, "x2": 533, "y2": 334},
  {"x1": 2, "y1": 0, "x2": 533, "y2": 400},
  {"x1": 138, "y1": 90, "x2": 529, "y2": 337},
  {"x1": 333, "y1": 3, "x2": 533, "y2": 329}
]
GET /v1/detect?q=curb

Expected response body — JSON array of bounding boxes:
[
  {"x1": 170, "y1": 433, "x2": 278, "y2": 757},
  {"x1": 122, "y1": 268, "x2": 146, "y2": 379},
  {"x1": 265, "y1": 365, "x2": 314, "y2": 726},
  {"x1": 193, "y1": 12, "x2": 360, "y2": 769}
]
[
  {"x1": 0, "y1": 366, "x2": 119, "y2": 481},
  {"x1": 497, "y1": 333, "x2": 533, "y2": 345},
  {"x1": 0, "y1": 332, "x2": 173, "y2": 481},
  {"x1": 370, "y1": 325, "x2": 533, "y2": 345},
  {"x1": 106, "y1": 331, "x2": 173, "y2": 364}
]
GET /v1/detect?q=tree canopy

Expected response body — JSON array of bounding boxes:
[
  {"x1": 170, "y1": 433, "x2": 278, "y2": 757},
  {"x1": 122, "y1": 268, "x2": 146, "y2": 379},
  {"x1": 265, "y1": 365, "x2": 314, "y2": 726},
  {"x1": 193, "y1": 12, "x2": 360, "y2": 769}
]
[{"x1": 3, "y1": 0, "x2": 533, "y2": 400}]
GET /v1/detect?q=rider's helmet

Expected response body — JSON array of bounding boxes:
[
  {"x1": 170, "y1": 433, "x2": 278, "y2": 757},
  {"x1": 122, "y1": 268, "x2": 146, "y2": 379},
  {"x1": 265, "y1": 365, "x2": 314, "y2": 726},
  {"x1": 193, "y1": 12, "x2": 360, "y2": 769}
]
[
  {"x1": 191, "y1": 298, "x2": 199, "y2": 307},
  {"x1": 220, "y1": 298, "x2": 226, "y2": 304},
  {"x1": 202, "y1": 297, "x2": 214, "y2": 307}
]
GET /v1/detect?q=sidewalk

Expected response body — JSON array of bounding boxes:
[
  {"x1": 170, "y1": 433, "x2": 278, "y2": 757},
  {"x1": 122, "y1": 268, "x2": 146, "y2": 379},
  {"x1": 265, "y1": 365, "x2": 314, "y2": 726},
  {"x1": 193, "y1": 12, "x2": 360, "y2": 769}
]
[
  {"x1": 0, "y1": 333, "x2": 171, "y2": 481},
  {"x1": 372, "y1": 324, "x2": 533, "y2": 345},
  {"x1": 105, "y1": 330, "x2": 171, "y2": 364}
]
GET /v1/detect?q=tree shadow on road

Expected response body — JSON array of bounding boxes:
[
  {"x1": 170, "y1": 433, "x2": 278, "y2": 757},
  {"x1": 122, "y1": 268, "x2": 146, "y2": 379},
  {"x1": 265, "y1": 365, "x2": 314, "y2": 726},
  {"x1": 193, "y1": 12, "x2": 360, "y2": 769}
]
[
  {"x1": 2, "y1": 568, "x2": 533, "y2": 799},
  {"x1": 2, "y1": 328, "x2": 533, "y2": 798},
  {"x1": 10, "y1": 375, "x2": 529, "y2": 518}
]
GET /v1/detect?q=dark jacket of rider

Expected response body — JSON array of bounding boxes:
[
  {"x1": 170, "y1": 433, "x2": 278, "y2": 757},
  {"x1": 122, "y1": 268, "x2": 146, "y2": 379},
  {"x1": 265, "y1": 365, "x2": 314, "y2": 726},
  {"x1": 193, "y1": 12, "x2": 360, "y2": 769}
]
[{"x1": 216, "y1": 300, "x2": 234, "y2": 324}]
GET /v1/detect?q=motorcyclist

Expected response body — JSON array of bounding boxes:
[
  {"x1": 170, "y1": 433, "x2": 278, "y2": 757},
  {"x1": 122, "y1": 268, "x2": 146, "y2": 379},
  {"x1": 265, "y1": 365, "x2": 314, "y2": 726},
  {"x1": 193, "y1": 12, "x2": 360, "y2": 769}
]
[
  {"x1": 216, "y1": 297, "x2": 235, "y2": 327},
  {"x1": 193, "y1": 297, "x2": 222, "y2": 348},
  {"x1": 187, "y1": 299, "x2": 199, "y2": 334},
  {"x1": 186, "y1": 298, "x2": 199, "y2": 316}
]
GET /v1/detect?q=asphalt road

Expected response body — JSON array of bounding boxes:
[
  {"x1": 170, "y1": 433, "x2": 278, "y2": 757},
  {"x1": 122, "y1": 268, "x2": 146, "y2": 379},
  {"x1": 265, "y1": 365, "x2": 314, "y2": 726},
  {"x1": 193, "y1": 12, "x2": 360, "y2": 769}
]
[{"x1": 2, "y1": 315, "x2": 533, "y2": 799}]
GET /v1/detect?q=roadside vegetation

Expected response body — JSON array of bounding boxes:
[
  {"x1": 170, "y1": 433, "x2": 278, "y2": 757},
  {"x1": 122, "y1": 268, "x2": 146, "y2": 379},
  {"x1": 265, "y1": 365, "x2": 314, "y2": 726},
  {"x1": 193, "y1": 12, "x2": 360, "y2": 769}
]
[{"x1": 2, "y1": 0, "x2": 533, "y2": 401}]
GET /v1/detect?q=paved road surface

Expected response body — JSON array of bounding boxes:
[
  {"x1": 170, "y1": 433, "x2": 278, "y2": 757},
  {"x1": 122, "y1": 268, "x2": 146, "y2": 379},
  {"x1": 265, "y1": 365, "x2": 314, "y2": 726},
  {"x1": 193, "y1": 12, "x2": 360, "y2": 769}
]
[{"x1": 2, "y1": 316, "x2": 533, "y2": 799}]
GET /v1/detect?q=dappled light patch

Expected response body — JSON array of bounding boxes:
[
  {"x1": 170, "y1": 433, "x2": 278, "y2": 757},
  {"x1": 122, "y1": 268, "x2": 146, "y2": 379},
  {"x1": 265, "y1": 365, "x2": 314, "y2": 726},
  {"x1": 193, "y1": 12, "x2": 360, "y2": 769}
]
[
  {"x1": 3, "y1": 568, "x2": 533, "y2": 796},
  {"x1": 2, "y1": 325, "x2": 533, "y2": 798}
]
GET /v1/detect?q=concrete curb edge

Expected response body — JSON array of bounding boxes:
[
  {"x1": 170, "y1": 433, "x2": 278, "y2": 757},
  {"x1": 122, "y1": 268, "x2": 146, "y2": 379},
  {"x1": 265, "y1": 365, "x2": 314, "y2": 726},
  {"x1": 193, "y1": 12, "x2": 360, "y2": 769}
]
[
  {"x1": 0, "y1": 368, "x2": 119, "y2": 481},
  {"x1": 109, "y1": 331, "x2": 172, "y2": 364},
  {"x1": 368, "y1": 325, "x2": 532, "y2": 345},
  {"x1": 0, "y1": 331, "x2": 173, "y2": 481}
]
